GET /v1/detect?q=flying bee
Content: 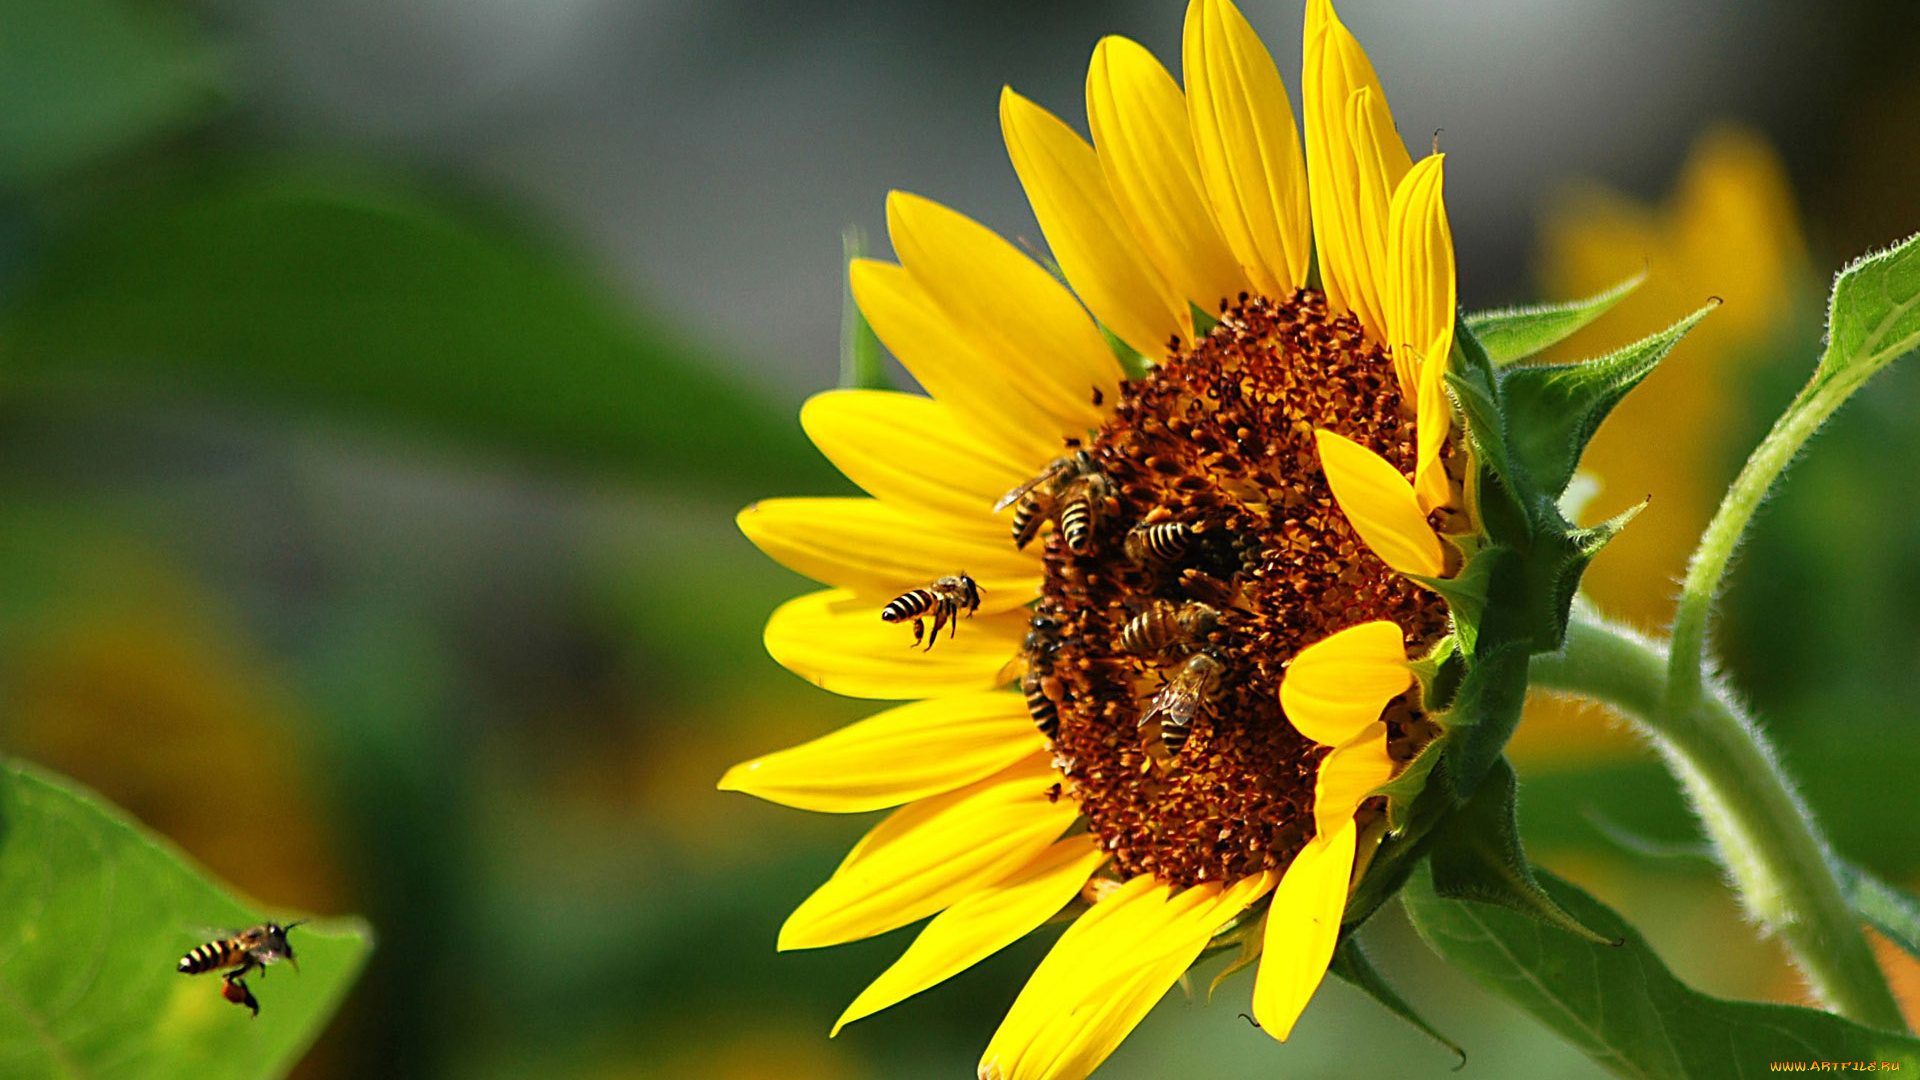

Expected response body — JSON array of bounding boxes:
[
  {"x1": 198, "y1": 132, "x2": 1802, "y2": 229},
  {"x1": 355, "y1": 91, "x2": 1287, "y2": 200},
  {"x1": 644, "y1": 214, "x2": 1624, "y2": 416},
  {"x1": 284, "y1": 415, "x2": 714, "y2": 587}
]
[
  {"x1": 178, "y1": 921, "x2": 304, "y2": 1016},
  {"x1": 1124, "y1": 520, "x2": 1195, "y2": 568},
  {"x1": 995, "y1": 451, "x2": 1113, "y2": 553},
  {"x1": 1118, "y1": 601, "x2": 1220, "y2": 656},
  {"x1": 1140, "y1": 652, "x2": 1224, "y2": 756},
  {"x1": 881, "y1": 573, "x2": 982, "y2": 650}
]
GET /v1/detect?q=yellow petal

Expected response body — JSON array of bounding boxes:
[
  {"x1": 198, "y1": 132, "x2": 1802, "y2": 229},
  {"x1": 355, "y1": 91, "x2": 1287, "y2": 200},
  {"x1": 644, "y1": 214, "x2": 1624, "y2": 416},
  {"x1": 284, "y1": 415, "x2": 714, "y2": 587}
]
[
  {"x1": 1251, "y1": 822, "x2": 1357, "y2": 1041},
  {"x1": 738, "y1": 498, "x2": 1039, "y2": 613},
  {"x1": 1312, "y1": 429, "x2": 1444, "y2": 578},
  {"x1": 1302, "y1": 0, "x2": 1410, "y2": 338},
  {"x1": 849, "y1": 260, "x2": 1074, "y2": 465},
  {"x1": 764, "y1": 588, "x2": 1026, "y2": 700},
  {"x1": 1001, "y1": 87, "x2": 1190, "y2": 360},
  {"x1": 1280, "y1": 619, "x2": 1412, "y2": 747},
  {"x1": 1385, "y1": 154, "x2": 1457, "y2": 511},
  {"x1": 1311, "y1": 722, "x2": 1394, "y2": 836},
  {"x1": 780, "y1": 755, "x2": 1076, "y2": 950},
  {"x1": 1085, "y1": 36, "x2": 1248, "y2": 314},
  {"x1": 982, "y1": 874, "x2": 1272, "y2": 1080},
  {"x1": 719, "y1": 692, "x2": 1046, "y2": 813},
  {"x1": 1182, "y1": 0, "x2": 1310, "y2": 296},
  {"x1": 833, "y1": 836, "x2": 1106, "y2": 1035},
  {"x1": 800, "y1": 390, "x2": 1034, "y2": 526},
  {"x1": 885, "y1": 192, "x2": 1121, "y2": 433}
]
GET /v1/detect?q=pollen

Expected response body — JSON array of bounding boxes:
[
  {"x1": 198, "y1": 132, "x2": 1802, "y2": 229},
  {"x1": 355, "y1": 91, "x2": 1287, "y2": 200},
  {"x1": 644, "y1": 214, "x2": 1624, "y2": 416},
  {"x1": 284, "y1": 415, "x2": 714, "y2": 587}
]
[{"x1": 1032, "y1": 290, "x2": 1450, "y2": 886}]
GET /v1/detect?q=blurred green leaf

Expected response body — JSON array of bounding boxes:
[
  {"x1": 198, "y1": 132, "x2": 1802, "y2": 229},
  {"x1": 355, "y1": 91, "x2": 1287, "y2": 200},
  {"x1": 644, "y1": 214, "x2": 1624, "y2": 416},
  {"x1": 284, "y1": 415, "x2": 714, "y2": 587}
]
[
  {"x1": 1, "y1": 168, "x2": 832, "y2": 496},
  {"x1": 0, "y1": 0, "x2": 221, "y2": 187},
  {"x1": 1819, "y1": 232, "x2": 1920, "y2": 387},
  {"x1": 1465, "y1": 271, "x2": 1645, "y2": 366},
  {"x1": 0, "y1": 758, "x2": 370, "y2": 1078},
  {"x1": 1404, "y1": 863, "x2": 1920, "y2": 1077}
]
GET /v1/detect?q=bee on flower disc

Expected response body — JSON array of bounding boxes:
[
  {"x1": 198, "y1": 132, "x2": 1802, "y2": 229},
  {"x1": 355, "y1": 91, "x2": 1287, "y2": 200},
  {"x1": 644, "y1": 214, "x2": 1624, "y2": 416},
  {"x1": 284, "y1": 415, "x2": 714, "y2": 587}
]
[
  {"x1": 1118, "y1": 601, "x2": 1221, "y2": 656},
  {"x1": 996, "y1": 451, "x2": 1113, "y2": 553},
  {"x1": 881, "y1": 573, "x2": 982, "y2": 650},
  {"x1": 1140, "y1": 652, "x2": 1224, "y2": 757}
]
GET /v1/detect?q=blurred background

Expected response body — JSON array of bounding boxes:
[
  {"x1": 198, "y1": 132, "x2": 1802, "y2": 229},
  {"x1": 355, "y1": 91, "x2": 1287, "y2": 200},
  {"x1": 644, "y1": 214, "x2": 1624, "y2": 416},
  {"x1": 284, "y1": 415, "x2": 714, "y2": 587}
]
[{"x1": 3, "y1": 0, "x2": 1919, "y2": 1076}]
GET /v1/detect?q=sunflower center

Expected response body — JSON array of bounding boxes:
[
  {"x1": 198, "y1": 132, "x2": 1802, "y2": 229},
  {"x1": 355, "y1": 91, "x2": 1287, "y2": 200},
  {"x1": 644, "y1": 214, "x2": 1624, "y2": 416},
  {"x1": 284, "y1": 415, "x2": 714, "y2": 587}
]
[{"x1": 1029, "y1": 290, "x2": 1449, "y2": 887}]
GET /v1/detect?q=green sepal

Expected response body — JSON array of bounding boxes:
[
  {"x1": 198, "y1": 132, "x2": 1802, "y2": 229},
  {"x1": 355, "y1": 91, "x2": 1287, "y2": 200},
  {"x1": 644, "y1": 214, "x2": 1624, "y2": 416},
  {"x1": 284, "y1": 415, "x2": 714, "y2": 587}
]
[
  {"x1": 1538, "y1": 499, "x2": 1646, "y2": 643},
  {"x1": 1496, "y1": 300, "x2": 1717, "y2": 499},
  {"x1": 1344, "y1": 756, "x2": 1463, "y2": 931},
  {"x1": 1427, "y1": 757, "x2": 1618, "y2": 945},
  {"x1": 1378, "y1": 731, "x2": 1449, "y2": 835},
  {"x1": 1406, "y1": 633, "x2": 1461, "y2": 710},
  {"x1": 1103, "y1": 326, "x2": 1151, "y2": 381},
  {"x1": 1435, "y1": 637, "x2": 1530, "y2": 800},
  {"x1": 1329, "y1": 936, "x2": 1467, "y2": 1068},
  {"x1": 1464, "y1": 270, "x2": 1645, "y2": 366},
  {"x1": 1410, "y1": 544, "x2": 1502, "y2": 654},
  {"x1": 1444, "y1": 336, "x2": 1513, "y2": 486}
]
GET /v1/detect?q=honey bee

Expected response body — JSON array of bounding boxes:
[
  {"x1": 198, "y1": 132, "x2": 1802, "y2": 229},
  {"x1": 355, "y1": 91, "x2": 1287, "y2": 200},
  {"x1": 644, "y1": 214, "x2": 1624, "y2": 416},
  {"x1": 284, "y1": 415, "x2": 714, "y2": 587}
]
[
  {"x1": 1140, "y1": 652, "x2": 1224, "y2": 756},
  {"x1": 881, "y1": 573, "x2": 982, "y2": 650},
  {"x1": 994, "y1": 451, "x2": 1113, "y2": 553},
  {"x1": 1020, "y1": 614, "x2": 1066, "y2": 741},
  {"x1": 1123, "y1": 520, "x2": 1195, "y2": 568},
  {"x1": 1118, "y1": 601, "x2": 1220, "y2": 656},
  {"x1": 177, "y1": 921, "x2": 304, "y2": 1017}
]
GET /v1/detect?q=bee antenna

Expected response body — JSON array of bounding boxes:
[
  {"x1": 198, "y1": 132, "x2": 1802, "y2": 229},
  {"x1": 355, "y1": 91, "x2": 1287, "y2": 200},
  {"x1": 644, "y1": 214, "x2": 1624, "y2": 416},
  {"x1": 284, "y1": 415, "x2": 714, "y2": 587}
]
[{"x1": 283, "y1": 919, "x2": 309, "y2": 930}]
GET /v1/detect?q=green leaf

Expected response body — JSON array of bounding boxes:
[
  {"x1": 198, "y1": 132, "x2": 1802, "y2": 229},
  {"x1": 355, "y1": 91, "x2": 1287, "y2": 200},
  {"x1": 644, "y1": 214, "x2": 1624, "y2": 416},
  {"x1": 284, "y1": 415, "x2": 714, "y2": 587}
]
[
  {"x1": 1838, "y1": 861, "x2": 1920, "y2": 967},
  {"x1": 0, "y1": 759, "x2": 370, "y2": 1078},
  {"x1": 2, "y1": 167, "x2": 833, "y2": 497},
  {"x1": 0, "y1": 0, "x2": 222, "y2": 187},
  {"x1": 1818, "y1": 232, "x2": 1920, "y2": 388},
  {"x1": 1497, "y1": 301, "x2": 1717, "y2": 500},
  {"x1": 1328, "y1": 936, "x2": 1466, "y2": 1067},
  {"x1": 840, "y1": 225, "x2": 890, "y2": 391},
  {"x1": 1465, "y1": 270, "x2": 1645, "y2": 366},
  {"x1": 1405, "y1": 863, "x2": 1920, "y2": 1078},
  {"x1": 1427, "y1": 757, "x2": 1614, "y2": 944}
]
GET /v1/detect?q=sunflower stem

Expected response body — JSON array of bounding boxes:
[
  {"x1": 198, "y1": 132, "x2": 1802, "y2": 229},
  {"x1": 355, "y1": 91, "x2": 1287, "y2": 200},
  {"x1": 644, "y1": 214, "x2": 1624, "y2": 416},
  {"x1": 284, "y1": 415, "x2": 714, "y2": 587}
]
[
  {"x1": 1667, "y1": 375, "x2": 1834, "y2": 722},
  {"x1": 1532, "y1": 608, "x2": 1907, "y2": 1033}
]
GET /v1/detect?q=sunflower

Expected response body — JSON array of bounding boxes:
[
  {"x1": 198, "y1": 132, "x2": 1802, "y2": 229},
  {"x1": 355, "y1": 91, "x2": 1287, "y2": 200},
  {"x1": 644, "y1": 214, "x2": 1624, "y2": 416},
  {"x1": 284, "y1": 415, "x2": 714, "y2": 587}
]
[{"x1": 722, "y1": 1, "x2": 1539, "y2": 1075}]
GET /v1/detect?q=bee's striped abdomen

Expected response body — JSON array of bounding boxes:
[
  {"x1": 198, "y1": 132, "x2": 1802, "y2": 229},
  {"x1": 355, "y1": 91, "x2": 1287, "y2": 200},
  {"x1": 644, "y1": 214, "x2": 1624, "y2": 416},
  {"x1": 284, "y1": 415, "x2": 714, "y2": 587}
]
[
  {"x1": 178, "y1": 938, "x2": 238, "y2": 974},
  {"x1": 1011, "y1": 499, "x2": 1046, "y2": 549},
  {"x1": 1119, "y1": 607, "x2": 1177, "y2": 655},
  {"x1": 1023, "y1": 671, "x2": 1059, "y2": 741},
  {"x1": 880, "y1": 589, "x2": 935, "y2": 624},
  {"x1": 1059, "y1": 499, "x2": 1094, "y2": 553},
  {"x1": 1126, "y1": 521, "x2": 1192, "y2": 567},
  {"x1": 1160, "y1": 717, "x2": 1193, "y2": 756}
]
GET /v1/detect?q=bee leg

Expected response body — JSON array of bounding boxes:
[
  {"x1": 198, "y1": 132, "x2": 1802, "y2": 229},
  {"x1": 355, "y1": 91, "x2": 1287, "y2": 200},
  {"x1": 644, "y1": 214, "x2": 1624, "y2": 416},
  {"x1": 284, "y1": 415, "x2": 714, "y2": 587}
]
[
  {"x1": 924, "y1": 605, "x2": 950, "y2": 651},
  {"x1": 910, "y1": 618, "x2": 926, "y2": 648},
  {"x1": 222, "y1": 974, "x2": 260, "y2": 1018}
]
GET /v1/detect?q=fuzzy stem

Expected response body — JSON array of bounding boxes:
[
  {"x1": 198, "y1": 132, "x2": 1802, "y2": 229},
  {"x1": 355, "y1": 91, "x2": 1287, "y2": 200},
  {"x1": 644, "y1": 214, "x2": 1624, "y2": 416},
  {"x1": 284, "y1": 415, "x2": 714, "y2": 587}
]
[
  {"x1": 1532, "y1": 608, "x2": 1906, "y2": 1033},
  {"x1": 1667, "y1": 376, "x2": 1840, "y2": 717}
]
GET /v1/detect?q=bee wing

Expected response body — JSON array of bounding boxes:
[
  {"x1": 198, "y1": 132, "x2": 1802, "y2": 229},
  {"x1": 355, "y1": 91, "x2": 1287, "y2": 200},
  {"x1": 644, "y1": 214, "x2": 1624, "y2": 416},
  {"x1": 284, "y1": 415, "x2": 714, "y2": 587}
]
[
  {"x1": 190, "y1": 925, "x2": 239, "y2": 941},
  {"x1": 992, "y1": 458, "x2": 1073, "y2": 512},
  {"x1": 993, "y1": 473, "x2": 1050, "y2": 513}
]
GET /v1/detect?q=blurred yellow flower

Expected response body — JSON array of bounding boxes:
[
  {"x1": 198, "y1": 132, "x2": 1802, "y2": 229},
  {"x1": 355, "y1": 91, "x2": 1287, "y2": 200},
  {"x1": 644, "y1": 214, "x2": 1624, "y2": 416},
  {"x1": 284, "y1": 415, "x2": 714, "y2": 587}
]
[{"x1": 1509, "y1": 125, "x2": 1810, "y2": 767}]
